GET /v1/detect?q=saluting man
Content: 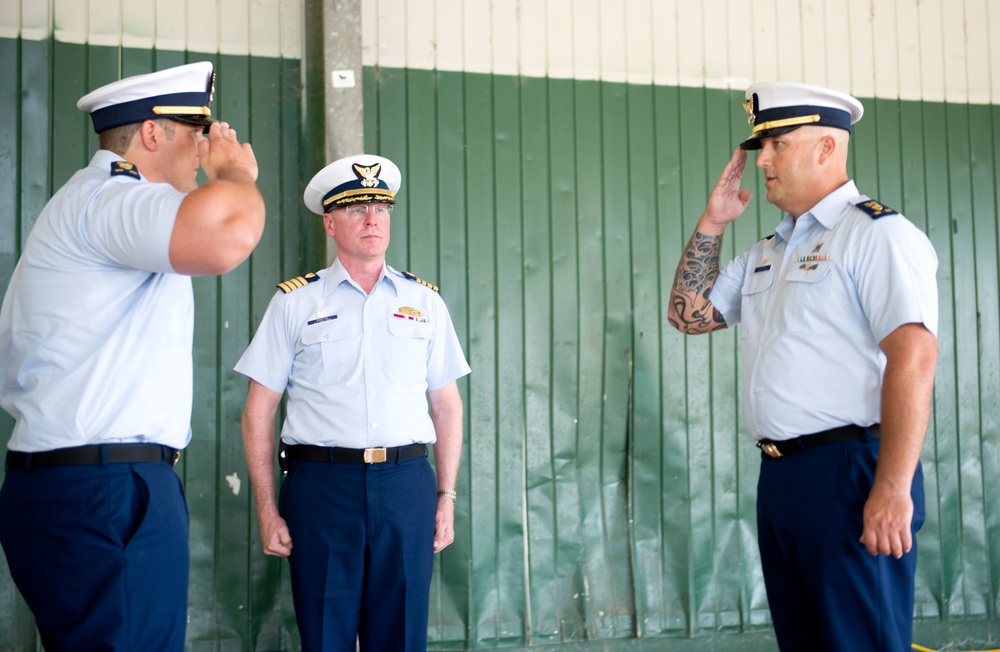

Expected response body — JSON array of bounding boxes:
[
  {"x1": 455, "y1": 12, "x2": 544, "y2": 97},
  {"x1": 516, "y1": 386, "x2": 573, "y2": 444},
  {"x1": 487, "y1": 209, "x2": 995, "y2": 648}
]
[
  {"x1": 236, "y1": 154, "x2": 470, "y2": 652},
  {"x1": 0, "y1": 62, "x2": 265, "y2": 650},
  {"x1": 667, "y1": 82, "x2": 938, "y2": 651}
]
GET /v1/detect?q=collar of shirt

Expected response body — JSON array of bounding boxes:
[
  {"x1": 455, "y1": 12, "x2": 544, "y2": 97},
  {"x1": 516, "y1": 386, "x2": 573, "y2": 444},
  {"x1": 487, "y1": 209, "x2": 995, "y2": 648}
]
[
  {"x1": 323, "y1": 259, "x2": 403, "y2": 297},
  {"x1": 92, "y1": 149, "x2": 146, "y2": 181},
  {"x1": 773, "y1": 180, "x2": 860, "y2": 245}
]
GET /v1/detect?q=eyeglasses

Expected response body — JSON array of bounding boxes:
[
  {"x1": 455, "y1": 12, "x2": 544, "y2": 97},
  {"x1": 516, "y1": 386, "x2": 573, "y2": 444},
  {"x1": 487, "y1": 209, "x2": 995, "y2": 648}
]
[{"x1": 342, "y1": 203, "x2": 394, "y2": 217}]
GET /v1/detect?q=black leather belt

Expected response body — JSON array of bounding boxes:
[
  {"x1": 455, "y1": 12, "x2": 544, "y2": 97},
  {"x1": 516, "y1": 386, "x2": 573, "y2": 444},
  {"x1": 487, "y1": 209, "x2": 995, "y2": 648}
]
[
  {"x1": 283, "y1": 443, "x2": 427, "y2": 465},
  {"x1": 757, "y1": 424, "x2": 880, "y2": 459},
  {"x1": 5, "y1": 444, "x2": 181, "y2": 469}
]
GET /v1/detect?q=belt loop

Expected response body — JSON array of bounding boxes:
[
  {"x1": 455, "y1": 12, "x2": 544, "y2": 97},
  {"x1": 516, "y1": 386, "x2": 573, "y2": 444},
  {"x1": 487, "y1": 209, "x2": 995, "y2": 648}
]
[
  {"x1": 23, "y1": 452, "x2": 32, "y2": 470},
  {"x1": 99, "y1": 445, "x2": 108, "y2": 466},
  {"x1": 327, "y1": 447, "x2": 335, "y2": 464}
]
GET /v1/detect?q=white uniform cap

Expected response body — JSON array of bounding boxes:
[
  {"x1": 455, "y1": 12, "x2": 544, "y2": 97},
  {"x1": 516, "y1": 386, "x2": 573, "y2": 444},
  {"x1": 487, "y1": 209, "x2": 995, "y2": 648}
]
[
  {"x1": 303, "y1": 154, "x2": 402, "y2": 215},
  {"x1": 740, "y1": 81, "x2": 864, "y2": 150},
  {"x1": 77, "y1": 61, "x2": 216, "y2": 134}
]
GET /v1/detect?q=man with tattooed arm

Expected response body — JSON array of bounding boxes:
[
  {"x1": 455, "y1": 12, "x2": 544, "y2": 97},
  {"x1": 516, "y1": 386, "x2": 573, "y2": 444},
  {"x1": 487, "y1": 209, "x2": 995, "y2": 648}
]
[{"x1": 666, "y1": 81, "x2": 938, "y2": 652}]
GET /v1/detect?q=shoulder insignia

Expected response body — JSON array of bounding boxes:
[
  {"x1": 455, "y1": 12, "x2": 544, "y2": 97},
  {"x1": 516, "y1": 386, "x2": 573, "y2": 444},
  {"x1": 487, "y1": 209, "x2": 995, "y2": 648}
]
[
  {"x1": 276, "y1": 272, "x2": 320, "y2": 294},
  {"x1": 110, "y1": 161, "x2": 140, "y2": 179},
  {"x1": 855, "y1": 199, "x2": 897, "y2": 219},
  {"x1": 402, "y1": 271, "x2": 439, "y2": 292}
]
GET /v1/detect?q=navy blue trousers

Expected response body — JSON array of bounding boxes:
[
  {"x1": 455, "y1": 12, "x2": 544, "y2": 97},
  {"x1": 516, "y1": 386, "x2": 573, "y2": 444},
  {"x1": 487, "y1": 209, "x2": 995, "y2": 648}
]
[
  {"x1": 757, "y1": 437, "x2": 924, "y2": 651},
  {"x1": 280, "y1": 453, "x2": 437, "y2": 652},
  {"x1": 0, "y1": 461, "x2": 189, "y2": 651}
]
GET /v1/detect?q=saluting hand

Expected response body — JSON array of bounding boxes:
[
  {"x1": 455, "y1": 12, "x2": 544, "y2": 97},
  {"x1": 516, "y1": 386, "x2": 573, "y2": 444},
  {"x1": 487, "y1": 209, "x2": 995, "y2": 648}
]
[
  {"x1": 701, "y1": 148, "x2": 753, "y2": 233},
  {"x1": 199, "y1": 121, "x2": 259, "y2": 183}
]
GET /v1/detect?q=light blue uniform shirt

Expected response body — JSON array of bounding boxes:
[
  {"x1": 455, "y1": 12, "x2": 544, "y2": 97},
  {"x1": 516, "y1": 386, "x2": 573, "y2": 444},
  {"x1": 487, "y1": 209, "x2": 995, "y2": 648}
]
[
  {"x1": 0, "y1": 150, "x2": 193, "y2": 452},
  {"x1": 234, "y1": 260, "x2": 471, "y2": 448},
  {"x1": 709, "y1": 181, "x2": 938, "y2": 441}
]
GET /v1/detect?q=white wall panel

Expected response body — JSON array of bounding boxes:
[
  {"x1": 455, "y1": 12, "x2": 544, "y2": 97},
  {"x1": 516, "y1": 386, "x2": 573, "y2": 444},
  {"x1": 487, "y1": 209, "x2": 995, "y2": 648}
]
[
  {"x1": 941, "y1": 0, "x2": 969, "y2": 102},
  {"x1": 463, "y1": 0, "x2": 491, "y2": 74},
  {"x1": 3, "y1": 0, "x2": 300, "y2": 59},
  {"x1": 520, "y1": 0, "x2": 547, "y2": 78},
  {"x1": 493, "y1": 0, "x2": 518, "y2": 76},
  {"x1": 917, "y1": 0, "x2": 946, "y2": 102},
  {"x1": 53, "y1": 0, "x2": 86, "y2": 45},
  {"x1": 121, "y1": 0, "x2": 155, "y2": 50},
  {"x1": 600, "y1": 0, "x2": 627, "y2": 83},
  {"x1": 250, "y1": 0, "x2": 282, "y2": 58},
  {"x1": 434, "y1": 0, "x2": 463, "y2": 72},
  {"x1": 748, "y1": 0, "x2": 779, "y2": 86},
  {"x1": 965, "y1": 0, "x2": 992, "y2": 105},
  {"x1": 674, "y1": 0, "x2": 702, "y2": 87},
  {"x1": 359, "y1": 0, "x2": 999, "y2": 104},
  {"x1": 155, "y1": 0, "x2": 186, "y2": 52},
  {"x1": 405, "y1": 0, "x2": 436, "y2": 71},
  {"x1": 571, "y1": 0, "x2": 600, "y2": 81},
  {"x1": 701, "y1": 0, "x2": 729, "y2": 90},
  {"x1": 545, "y1": 0, "x2": 573, "y2": 79}
]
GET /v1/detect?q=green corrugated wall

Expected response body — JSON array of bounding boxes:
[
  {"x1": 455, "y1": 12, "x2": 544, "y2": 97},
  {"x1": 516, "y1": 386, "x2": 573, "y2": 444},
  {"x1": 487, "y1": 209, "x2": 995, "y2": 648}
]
[
  {"x1": 363, "y1": 67, "x2": 1000, "y2": 647},
  {"x1": 2, "y1": 39, "x2": 999, "y2": 650}
]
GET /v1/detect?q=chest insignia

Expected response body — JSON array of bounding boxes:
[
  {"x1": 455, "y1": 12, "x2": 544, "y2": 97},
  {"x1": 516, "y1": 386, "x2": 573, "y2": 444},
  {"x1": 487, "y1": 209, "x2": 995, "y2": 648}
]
[
  {"x1": 855, "y1": 199, "x2": 898, "y2": 219},
  {"x1": 402, "y1": 271, "x2": 439, "y2": 292},
  {"x1": 110, "y1": 161, "x2": 140, "y2": 179},
  {"x1": 277, "y1": 272, "x2": 319, "y2": 294}
]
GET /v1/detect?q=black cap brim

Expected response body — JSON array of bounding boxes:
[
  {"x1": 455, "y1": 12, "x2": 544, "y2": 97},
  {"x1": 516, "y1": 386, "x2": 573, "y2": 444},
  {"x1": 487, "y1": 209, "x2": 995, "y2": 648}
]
[
  {"x1": 739, "y1": 125, "x2": 803, "y2": 150},
  {"x1": 169, "y1": 115, "x2": 215, "y2": 134}
]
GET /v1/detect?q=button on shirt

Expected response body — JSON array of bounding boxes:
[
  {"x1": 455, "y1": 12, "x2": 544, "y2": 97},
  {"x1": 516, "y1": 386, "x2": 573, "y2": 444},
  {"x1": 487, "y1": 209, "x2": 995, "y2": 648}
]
[
  {"x1": 0, "y1": 150, "x2": 194, "y2": 452},
  {"x1": 234, "y1": 261, "x2": 471, "y2": 448},
  {"x1": 708, "y1": 181, "x2": 938, "y2": 441}
]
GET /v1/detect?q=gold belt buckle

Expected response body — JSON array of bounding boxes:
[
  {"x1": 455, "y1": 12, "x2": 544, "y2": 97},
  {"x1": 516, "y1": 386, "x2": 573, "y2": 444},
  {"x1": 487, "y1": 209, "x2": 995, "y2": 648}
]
[
  {"x1": 363, "y1": 447, "x2": 387, "y2": 464},
  {"x1": 760, "y1": 442, "x2": 783, "y2": 459}
]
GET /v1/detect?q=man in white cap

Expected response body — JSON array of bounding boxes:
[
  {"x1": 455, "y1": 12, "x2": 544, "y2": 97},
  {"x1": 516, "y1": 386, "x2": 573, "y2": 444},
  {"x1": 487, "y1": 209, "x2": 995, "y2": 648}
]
[
  {"x1": 667, "y1": 82, "x2": 938, "y2": 650},
  {"x1": 0, "y1": 61, "x2": 265, "y2": 650},
  {"x1": 236, "y1": 154, "x2": 469, "y2": 651}
]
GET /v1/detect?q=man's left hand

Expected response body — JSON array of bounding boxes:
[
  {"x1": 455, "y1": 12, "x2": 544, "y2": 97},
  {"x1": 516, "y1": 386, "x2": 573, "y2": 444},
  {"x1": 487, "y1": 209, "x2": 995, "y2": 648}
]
[
  {"x1": 433, "y1": 498, "x2": 455, "y2": 553},
  {"x1": 860, "y1": 479, "x2": 914, "y2": 558}
]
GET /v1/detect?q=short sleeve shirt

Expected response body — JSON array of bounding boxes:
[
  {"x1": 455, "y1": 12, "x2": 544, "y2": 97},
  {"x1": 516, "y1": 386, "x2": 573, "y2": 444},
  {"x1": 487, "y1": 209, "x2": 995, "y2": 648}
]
[
  {"x1": 234, "y1": 261, "x2": 471, "y2": 448},
  {"x1": 708, "y1": 181, "x2": 938, "y2": 441},
  {"x1": 0, "y1": 150, "x2": 193, "y2": 452}
]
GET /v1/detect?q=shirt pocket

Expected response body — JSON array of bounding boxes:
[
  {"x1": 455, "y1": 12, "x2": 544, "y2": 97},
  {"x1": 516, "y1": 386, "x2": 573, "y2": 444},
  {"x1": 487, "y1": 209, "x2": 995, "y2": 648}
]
[
  {"x1": 739, "y1": 267, "x2": 776, "y2": 340},
  {"x1": 299, "y1": 319, "x2": 356, "y2": 385},
  {"x1": 782, "y1": 260, "x2": 835, "y2": 333},
  {"x1": 388, "y1": 318, "x2": 432, "y2": 384}
]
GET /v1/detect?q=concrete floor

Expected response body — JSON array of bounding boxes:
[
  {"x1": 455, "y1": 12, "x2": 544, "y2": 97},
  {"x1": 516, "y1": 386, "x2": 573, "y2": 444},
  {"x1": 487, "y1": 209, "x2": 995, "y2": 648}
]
[{"x1": 494, "y1": 620, "x2": 1000, "y2": 652}]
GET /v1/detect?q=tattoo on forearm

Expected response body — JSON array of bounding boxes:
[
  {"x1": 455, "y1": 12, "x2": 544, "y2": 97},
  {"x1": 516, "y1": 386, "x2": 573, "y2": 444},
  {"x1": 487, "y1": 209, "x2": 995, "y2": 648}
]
[{"x1": 668, "y1": 231, "x2": 728, "y2": 333}]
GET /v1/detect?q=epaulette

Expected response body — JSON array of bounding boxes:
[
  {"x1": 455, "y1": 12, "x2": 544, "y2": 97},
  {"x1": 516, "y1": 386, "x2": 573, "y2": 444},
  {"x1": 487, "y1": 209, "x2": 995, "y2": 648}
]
[
  {"x1": 402, "y1": 271, "x2": 439, "y2": 292},
  {"x1": 110, "y1": 161, "x2": 140, "y2": 179},
  {"x1": 855, "y1": 198, "x2": 898, "y2": 219},
  {"x1": 277, "y1": 272, "x2": 319, "y2": 294}
]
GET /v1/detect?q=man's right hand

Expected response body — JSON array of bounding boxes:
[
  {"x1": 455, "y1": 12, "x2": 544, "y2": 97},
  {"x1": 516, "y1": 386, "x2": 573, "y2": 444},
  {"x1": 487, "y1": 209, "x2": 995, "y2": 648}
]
[
  {"x1": 700, "y1": 147, "x2": 753, "y2": 234},
  {"x1": 199, "y1": 121, "x2": 259, "y2": 183},
  {"x1": 259, "y1": 513, "x2": 294, "y2": 558}
]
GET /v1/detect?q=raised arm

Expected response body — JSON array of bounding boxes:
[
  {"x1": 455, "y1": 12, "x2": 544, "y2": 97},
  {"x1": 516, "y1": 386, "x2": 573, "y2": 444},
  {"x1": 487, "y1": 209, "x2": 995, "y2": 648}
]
[
  {"x1": 667, "y1": 148, "x2": 753, "y2": 334},
  {"x1": 170, "y1": 121, "x2": 266, "y2": 275}
]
